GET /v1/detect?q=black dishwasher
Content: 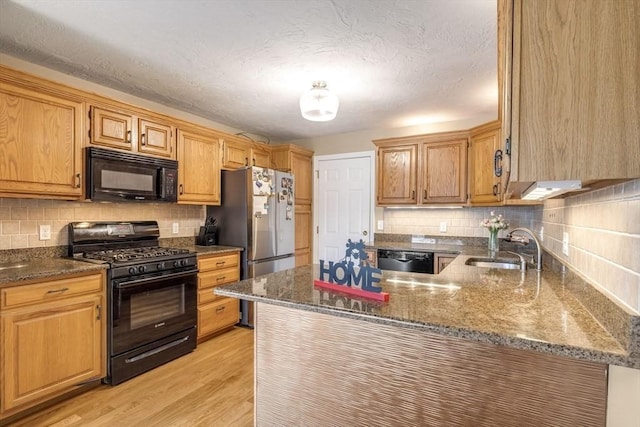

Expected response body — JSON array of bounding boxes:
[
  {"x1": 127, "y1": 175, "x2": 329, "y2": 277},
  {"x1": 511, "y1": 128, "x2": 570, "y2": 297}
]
[{"x1": 377, "y1": 250, "x2": 434, "y2": 274}]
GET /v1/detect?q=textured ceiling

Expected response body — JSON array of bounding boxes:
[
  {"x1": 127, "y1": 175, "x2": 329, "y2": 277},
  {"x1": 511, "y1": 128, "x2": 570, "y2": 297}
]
[{"x1": 0, "y1": 0, "x2": 498, "y2": 141}]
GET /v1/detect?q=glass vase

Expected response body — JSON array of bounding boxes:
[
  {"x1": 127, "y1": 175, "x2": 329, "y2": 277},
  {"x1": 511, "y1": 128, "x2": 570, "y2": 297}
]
[{"x1": 488, "y1": 229, "x2": 499, "y2": 257}]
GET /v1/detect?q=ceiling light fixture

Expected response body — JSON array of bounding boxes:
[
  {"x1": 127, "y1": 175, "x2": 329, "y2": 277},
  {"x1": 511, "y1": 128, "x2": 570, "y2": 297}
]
[
  {"x1": 299, "y1": 80, "x2": 339, "y2": 122},
  {"x1": 521, "y1": 180, "x2": 582, "y2": 200}
]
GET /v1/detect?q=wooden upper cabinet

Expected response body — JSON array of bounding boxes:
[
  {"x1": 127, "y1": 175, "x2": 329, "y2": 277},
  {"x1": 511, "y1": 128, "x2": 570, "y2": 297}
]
[
  {"x1": 221, "y1": 136, "x2": 250, "y2": 169},
  {"x1": 250, "y1": 143, "x2": 271, "y2": 169},
  {"x1": 375, "y1": 131, "x2": 468, "y2": 206},
  {"x1": 0, "y1": 74, "x2": 84, "y2": 200},
  {"x1": 90, "y1": 106, "x2": 133, "y2": 150},
  {"x1": 468, "y1": 121, "x2": 502, "y2": 205},
  {"x1": 88, "y1": 105, "x2": 175, "y2": 159},
  {"x1": 504, "y1": 0, "x2": 640, "y2": 185},
  {"x1": 138, "y1": 118, "x2": 173, "y2": 158},
  {"x1": 177, "y1": 129, "x2": 220, "y2": 205},
  {"x1": 376, "y1": 144, "x2": 418, "y2": 205},
  {"x1": 290, "y1": 151, "x2": 313, "y2": 205},
  {"x1": 421, "y1": 139, "x2": 467, "y2": 204}
]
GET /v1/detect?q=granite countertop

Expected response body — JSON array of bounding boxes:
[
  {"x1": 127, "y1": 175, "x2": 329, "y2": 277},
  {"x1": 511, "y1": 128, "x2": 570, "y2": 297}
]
[
  {"x1": 0, "y1": 258, "x2": 107, "y2": 287},
  {"x1": 216, "y1": 247, "x2": 639, "y2": 369},
  {"x1": 161, "y1": 243, "x2": 244, "y2": 256}
]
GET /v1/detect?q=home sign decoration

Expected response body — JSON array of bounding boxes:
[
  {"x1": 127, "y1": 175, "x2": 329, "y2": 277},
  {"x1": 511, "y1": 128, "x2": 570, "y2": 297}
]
[{"x1": 314, "y1": 239, "x2": 389, "y2": 302}]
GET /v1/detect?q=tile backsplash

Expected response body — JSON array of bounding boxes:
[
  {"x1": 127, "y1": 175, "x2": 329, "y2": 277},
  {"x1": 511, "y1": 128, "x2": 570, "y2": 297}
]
[
  {"x1": 0, "y1": 198, "x2": 205, "y2": 250},
  {"x1": 381, "y1": 180, "x2": 640, "y2": 313},
  {"x1": 532, "y1": 179, "x2": 640, "y2": 314}
]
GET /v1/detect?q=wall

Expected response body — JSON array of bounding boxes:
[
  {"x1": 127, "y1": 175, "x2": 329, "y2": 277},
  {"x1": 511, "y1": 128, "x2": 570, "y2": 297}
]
[
  {"x1": 533, "y1": 179, "x2": 640, "y2": 314},
  {"x1": 380, "y1": 206, "x2": 533, "y2": 238},
  {"x1": 286, "y1": 115, "x2": 495, "y2": 156},
  {"x1": 380, "y1": 179, "x2": 640, "y2": 314},
  {"x1": 0, "y1": 198, "x2": 204, "y2": 250}
]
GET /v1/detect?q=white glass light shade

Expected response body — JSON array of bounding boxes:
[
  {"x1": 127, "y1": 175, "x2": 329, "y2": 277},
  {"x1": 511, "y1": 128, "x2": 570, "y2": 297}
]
[{"x1": 299, "y1": 81, "x2": 339, "y2": 121}]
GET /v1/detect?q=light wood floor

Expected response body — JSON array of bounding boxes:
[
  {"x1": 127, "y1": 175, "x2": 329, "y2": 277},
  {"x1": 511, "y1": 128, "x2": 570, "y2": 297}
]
[{"x1": 8, "y1": 328, "x2": 254, "y2": 427}]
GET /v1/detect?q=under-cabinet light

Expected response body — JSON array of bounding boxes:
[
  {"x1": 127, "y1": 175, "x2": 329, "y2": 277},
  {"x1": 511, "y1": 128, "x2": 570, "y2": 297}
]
[{"x1": 521, "y1": 180, "x2": 582, "y2": 200}]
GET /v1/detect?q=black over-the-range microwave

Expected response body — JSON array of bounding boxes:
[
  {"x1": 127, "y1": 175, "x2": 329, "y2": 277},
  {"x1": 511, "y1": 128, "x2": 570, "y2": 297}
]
[{"x1": 86, "y1": 147, "x2": 178, "y2": 202}]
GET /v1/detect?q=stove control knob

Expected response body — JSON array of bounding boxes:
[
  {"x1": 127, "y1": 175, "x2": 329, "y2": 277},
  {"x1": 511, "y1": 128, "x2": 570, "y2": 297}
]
[
  {"x1": 128, "y1": 267, "x2": 137, "y2": 275},
  {"x1": 157, "y1": 262, "x2": 166, "y2": 270},
  {"x1": 138, "y1": 265, "x2": 147, "y2": 273},
  {"x1": 173, "y1": 260, "x2": 180, "y2": 268},
  {"x1": 181, "y1": 259, "x2": 188, "y2": 267}
]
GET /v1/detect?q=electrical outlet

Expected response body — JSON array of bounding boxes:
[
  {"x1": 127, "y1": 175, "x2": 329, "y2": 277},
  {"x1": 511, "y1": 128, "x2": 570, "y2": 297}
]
[
  {"x1": 562, "y1": 232, "x2": 569, "y2": 256},
  {"x1": 39, "y1": 224, "x2": 51, "y2": 241},
  {"x1": 439, "y1": 222, "x2": 447, "y2": 233},
  {"x1": 377, "y1": 220, "x2": 384, "y2": 230},
  {"x1": 540, "y1": 226, "x2": 544, "y2": 242},
  {"x1": 172, "y1": 223, "x2": 179, "y2": 234}
]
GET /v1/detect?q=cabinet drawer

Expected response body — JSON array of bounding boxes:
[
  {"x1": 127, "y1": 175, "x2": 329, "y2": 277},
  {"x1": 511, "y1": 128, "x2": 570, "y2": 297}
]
[
  {"x1": 198, "y1": 298, "x2": 239, "y2": 338},
  {"x1": 1, "y1": 273, "x2": 103, "y2": 309},
  {"x1": 198, "y1": 266, "x2": 239, "y2": 290},
  {"x1": 198, "y1": 279, "x2": 234, "y2": 305},
  {"x1": 198, "y1": 253, "x2": 239, "y2": 271}
]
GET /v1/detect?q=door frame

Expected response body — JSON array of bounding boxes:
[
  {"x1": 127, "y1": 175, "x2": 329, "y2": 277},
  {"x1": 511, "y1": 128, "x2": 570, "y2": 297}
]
[{"x1": 312, "y1": 151, "x2": 376, "y2": 264}]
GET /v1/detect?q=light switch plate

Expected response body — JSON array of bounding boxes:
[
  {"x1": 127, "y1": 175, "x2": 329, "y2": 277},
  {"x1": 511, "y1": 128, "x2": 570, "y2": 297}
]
[
  {"x1": 377, "y1": 220, "x2": 384, "y2": 230},
  {"x1": 39, "y1": 224, "x2": 51, "y2": 241},
  {"x1": 562, "y1": 232, "x2": 569, "y2": 256},
  {"x1": 172, "y1": 223, "x2": 179, "y2": 234},
  {"x1": 439, "y1": 222, "x2": 447, "y2": 233}
]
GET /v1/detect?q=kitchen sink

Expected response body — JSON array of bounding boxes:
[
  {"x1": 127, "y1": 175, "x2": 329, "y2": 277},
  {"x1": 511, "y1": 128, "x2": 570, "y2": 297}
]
[
  {"x1": 464, "y1": 257, "x2": 522, "y2": 270},
  {"x1": 0, "y1": 263, "x2": 28, "y2": 271}
]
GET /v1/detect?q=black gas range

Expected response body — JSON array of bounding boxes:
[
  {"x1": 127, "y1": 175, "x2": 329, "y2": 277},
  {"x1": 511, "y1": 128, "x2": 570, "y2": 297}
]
[{"x1": 68, "y1": 221, "x2": 198, "y2": 385}]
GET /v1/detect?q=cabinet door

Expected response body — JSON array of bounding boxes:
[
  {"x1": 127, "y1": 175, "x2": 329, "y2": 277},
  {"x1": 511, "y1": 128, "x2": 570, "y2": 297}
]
[
  {"x1": 510, "y1": 0, "x2": 640, "y2": 182},
  {"x1": 251, "y1": 145, "x2": 271, "y2": 168},
  {"x1": 198, "y1": 298, "x2": 239, "y2": 339},
  {"x1": 0, "y1": 84, "x2": 83, "y2": 199},
  {"x1": 377, "y1": 144, "x2": 418, "y2": 205},
  {"x1": 1, "y1": 295, "x2": 104, "y2": 413},
  {"x1": 138, "y1": 118, "x2": 174, "y2": 159},
  {"x1": 469, "y1": 123, "x2": 502, "y2": 205},
  {"x1": 89, "y1": 106, "x2": 134, "y2": 151},
  {"x1": 291, "y1": 152, "x2": 312, "y2": 205},
  {"x1": 221, "y1": 138, "x2": 249, "y2": 169},
  {"x1": 177, "y1": 129, "x2": 221, "y2": 205},
  {"x1": 421, "y1": 139, "x2": 467, "y2": 204},
  {"x1": 295, "y1": 206, "x2": 312, "y2": 266}
]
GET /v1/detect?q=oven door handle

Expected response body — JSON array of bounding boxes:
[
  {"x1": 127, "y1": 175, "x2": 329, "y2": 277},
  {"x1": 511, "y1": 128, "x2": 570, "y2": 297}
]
[{"x1": 114, "y1": 269, "x2": 197, "y2": 289}]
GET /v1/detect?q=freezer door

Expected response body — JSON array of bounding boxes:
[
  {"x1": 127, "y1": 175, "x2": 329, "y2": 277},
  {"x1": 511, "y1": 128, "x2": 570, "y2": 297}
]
[
  {"x1": 274, "y1": 170, "x2": 295, "y2": 256},
  {"x1": 251, "y1": 167, "x2": 277, "y2": 261}
]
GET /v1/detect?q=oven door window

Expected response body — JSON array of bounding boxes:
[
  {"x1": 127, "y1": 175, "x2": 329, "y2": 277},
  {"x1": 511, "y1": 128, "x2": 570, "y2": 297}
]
[{"x1": 111, "y1": 271, "x2": 197, "y2": 356}]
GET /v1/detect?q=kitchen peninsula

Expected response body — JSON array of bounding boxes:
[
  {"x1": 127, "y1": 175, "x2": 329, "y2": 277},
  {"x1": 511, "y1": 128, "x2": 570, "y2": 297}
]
[{"x1": 216, "y1": 249, "x2": 640, "y2": 426}]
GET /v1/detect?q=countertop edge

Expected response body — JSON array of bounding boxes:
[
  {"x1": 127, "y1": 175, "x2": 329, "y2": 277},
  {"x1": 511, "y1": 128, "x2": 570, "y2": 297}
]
[{"x1": 215, "y1": 288, "x2": 638, "y2": 369}]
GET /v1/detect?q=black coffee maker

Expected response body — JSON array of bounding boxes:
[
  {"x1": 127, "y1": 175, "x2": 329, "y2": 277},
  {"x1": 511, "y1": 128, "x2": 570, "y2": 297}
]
[{"x1": 197, "y1": 217, "x2": 218, "y2": 246}]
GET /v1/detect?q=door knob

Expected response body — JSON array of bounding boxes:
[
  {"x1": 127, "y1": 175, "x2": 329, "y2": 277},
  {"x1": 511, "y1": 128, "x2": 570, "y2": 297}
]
[{"x1": 362, "y1": 231, "x2": 368, "y2": 236}]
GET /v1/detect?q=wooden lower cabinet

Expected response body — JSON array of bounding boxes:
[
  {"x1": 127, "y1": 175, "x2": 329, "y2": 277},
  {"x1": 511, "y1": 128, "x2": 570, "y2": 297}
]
[
  {"x1": 364, "y1": 249, "x2": 378, "y2": 268},
  {"x1": 197, "y1": 251, "x2": 241, "y2": 342},
  {"x1": 435, "y1": 253, "x2": 457, "y2": 274},
  {"x1": 0, "y1": 271, "x2": 106, "y2": 420}
]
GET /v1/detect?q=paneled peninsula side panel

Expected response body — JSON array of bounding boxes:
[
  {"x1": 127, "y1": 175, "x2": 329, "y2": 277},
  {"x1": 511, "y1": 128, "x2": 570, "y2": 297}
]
[{"x1": 255, "y1": 303, "x2": 607, "y2": 426}]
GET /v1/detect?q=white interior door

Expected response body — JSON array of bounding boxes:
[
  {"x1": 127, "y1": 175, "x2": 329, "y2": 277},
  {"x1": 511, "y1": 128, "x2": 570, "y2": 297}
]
[{"x1": 314, "y1": 152, "x2": 374, "y2": 263}]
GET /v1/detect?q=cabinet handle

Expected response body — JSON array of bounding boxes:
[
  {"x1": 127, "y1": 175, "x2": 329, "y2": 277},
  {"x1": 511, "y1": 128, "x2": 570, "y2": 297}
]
[
  {"x1": 215, "y1": 261, "x2": 226, "y2": 266},
  {"x1": 493, "y1": 182, "x2": 502, "y2": 197},
  {"x1": 141, "y1": 133, "x2": 146, "y2": 146},
  {"x1": 126, "y1": 130, "x2": 132, "y2": 144},
  {"x1": 412, "y1": 190, "x2": 416, "y2": 199},
  {"x1": 252, "y1": 158, "x2": 256, "y2": 166},
  {"x1": 245, "y1": 157, "x2": 249, "y2": 167},
  {"x1": 46, "y1": 287, "x2": 69, "y2": 294},
  {"x1": 179, "y1": 184, "x2": 184, "y2": 195},
  {"x1": 494, "y1": 149, "x2": 503, "y2": 177},
  {"x1": 75, "y1": 173, "x2": 81, "y2": 188},
  {"x1": 96, "y1": 304, "x2": 101, "y2": 320},
  {"x1": 216, "y1": 306, "x2": 226, "y2": 313},
  {"x1": 424, "y1": 189, "x2": 427, "y2": 199},
  {"x1": 216, "y1": 276, "x2": 227, "y2": 281}
]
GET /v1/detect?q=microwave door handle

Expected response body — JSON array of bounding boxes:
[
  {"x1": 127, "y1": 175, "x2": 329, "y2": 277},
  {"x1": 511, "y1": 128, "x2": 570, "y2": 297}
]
[{"x1": 114, "y1": 270, "x2": 196, "y2": 289}]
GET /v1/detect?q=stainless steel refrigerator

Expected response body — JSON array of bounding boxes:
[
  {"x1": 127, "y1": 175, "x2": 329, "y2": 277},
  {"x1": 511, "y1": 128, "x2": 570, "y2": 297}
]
[{"x1": 207, "y1": 166, "x2": 295, "y2": 327}]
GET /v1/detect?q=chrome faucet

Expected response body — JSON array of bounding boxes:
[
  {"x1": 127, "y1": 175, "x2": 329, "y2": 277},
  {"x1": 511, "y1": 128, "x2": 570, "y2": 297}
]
[{"x1": 505, "y1": 228, "x2": 543, "y2": 271}]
